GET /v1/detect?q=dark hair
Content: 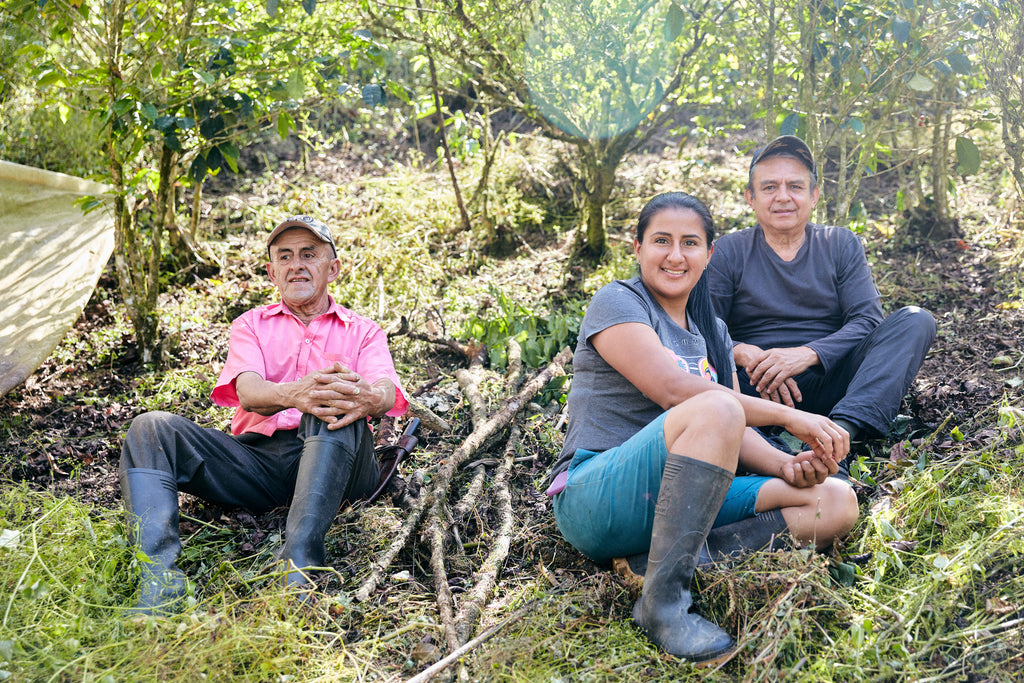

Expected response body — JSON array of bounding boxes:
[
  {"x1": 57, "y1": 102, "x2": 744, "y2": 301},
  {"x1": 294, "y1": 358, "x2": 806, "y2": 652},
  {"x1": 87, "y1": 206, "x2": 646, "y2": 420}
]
[{"x1": 635, "y1": 192, "x2": 733, "y2": 389}]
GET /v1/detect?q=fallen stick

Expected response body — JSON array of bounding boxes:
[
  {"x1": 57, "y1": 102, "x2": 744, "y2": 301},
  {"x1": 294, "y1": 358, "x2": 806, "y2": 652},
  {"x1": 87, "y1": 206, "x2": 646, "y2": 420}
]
[
  {"x1": 407, "y1": 397, "x2": 451, "y2": 434},
  {"x1": 454, "y1": 424, "x2": 520, "y2": 645},
  {"x1": 354, "y1": 470, "x2": 430, "y2": 602},
  {"x1": 426, "y1": 498, "x2": 460, "y2": 651},
  {"x1": 403, "y1": 599, "x2": 538, "y2": 683},
  {"x1": 504, "y1": 337, "x2": 523, "y2": 390},
  {"x1": 452, "y1": 465, "x2": 487, "y2": 522},
  {"x1": 425, "y1": 348, "x2": 572, "y2": 649},
  {"x1": 456, "y1": 365, "x2": 487, "y2": 432}
]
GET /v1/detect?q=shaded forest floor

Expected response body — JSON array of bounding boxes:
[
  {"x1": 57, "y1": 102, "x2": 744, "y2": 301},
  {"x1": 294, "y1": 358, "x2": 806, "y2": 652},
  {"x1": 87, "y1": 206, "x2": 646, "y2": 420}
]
[{"x1": 2, "y1": 130, "x2": 1024, "y2": 681}]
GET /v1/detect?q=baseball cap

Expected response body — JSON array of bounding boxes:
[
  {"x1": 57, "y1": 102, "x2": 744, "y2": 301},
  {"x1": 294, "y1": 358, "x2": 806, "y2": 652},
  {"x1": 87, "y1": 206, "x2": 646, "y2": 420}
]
[
  {"x1": 266, "y1": 215, "x2": 337, "y2": 257},
  {"x1": 749, "y1": 135, "x2": 817, "y2": 182}
]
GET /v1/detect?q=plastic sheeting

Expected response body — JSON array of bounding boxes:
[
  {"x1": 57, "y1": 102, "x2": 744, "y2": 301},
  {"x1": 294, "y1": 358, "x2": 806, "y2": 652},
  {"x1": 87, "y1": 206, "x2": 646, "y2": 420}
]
[{"x1": 0, "y1": 160, "x2": 114, "y2": 396}]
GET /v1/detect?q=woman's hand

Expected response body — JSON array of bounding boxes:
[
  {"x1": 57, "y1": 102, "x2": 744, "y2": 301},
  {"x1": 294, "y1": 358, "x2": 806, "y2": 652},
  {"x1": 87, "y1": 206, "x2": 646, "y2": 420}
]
[
  {"x1": 781, "y1": 411, "x2": 850, "y2": 463},
  {"x1": 778, "y1": 450, "x2": 837, "y2": 487}
]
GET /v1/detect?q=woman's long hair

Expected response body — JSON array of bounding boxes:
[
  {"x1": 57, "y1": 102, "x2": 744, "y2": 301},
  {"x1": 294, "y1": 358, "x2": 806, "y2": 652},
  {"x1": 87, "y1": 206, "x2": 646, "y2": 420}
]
[{"x1": 635, "y1": 192, "x2": 733, "y2": 389}]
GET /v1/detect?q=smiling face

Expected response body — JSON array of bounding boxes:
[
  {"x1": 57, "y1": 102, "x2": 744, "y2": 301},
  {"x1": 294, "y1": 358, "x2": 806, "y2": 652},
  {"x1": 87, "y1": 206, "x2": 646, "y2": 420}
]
[
  {"x1": 633, "y1": 207, "x2": 713, "y2": 315},
  {"x1": 745, "y1": 155, "x2": 820, "y2": 236},
  {"x1": 266, "y1": 227, "x2": 340, "y2": 319}
]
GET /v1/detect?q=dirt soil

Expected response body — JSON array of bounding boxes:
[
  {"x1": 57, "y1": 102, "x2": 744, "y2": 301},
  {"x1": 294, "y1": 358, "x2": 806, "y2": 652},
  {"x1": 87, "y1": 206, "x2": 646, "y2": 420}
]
[{"x1": 2, "y1": 144, "x2": 1023, "y2": 575}]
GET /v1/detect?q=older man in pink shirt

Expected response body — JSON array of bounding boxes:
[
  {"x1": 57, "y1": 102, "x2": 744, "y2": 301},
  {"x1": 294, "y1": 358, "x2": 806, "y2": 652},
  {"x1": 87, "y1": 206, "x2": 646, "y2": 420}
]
[{"x1": 119, "y1": 215, "x2": 407, "y2": 615}]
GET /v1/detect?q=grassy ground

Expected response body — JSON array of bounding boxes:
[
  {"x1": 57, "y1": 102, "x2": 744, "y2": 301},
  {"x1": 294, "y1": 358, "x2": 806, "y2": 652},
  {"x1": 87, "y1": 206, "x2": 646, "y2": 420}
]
[{"x1": 2, "y1": 128, "x2": 1024, "y2": 682}]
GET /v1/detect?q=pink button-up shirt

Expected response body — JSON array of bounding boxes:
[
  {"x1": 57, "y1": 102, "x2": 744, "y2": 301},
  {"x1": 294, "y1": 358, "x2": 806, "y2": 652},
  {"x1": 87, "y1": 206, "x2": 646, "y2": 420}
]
[{"x1": 211, "y1": 297, "x2": 407, "y2": 436}]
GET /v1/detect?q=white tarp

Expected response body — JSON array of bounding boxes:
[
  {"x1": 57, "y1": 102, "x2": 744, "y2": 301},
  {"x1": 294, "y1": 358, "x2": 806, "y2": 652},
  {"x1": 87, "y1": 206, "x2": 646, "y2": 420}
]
[{"x1": 0, "y1": 160, "x2": 114, "y2": 396}]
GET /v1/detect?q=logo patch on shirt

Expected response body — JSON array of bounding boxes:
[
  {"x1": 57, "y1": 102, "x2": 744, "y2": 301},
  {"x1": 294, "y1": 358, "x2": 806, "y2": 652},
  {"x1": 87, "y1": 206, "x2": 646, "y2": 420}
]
[{"x1": 664, "y1": 347, "x2": 718, "y2": 383}]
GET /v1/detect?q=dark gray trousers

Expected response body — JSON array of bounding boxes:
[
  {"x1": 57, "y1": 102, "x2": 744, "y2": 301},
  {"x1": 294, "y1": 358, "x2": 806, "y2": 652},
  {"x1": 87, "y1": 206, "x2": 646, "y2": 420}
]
[
  {"x1": 120, "y1": 411, "x2": 379, "y2": 512},
  {"x1": 737, "y1": 306, "x2": 937, "y2": 437}
]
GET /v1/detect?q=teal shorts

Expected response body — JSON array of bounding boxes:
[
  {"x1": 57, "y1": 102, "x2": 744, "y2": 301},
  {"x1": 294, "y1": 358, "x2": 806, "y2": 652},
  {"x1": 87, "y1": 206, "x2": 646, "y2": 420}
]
[{"x1": 551, "y1": 412, "x2": 771, "y2": 563}]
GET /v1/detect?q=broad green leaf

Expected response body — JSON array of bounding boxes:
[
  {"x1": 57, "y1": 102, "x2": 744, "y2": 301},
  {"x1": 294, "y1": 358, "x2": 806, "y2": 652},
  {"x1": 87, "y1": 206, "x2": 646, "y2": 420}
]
[
  {"x1": 780, "y1": 112, "x2": 801, "y2": 136},
  {"x1": 113, "y1": 98, "x2": 134, "y2": 115},
  {"x1": 190, "y1": 154, "x2": 208, "y2": 182},
  {"x1": 352, "y1": 28, "x2": 373, "y2": 41},
  {"x1": 664, "y1": 3, "x2": 685, "y2": 42},
  {"x1": 829, "y1": 562, "x2": 857, "y2": 587},
  {"x1": 15, "y1": 43, "x2": 45, "y2": 60},
  {"x1": 219, "y1": 142, "x2": 239, "y2": 173},
  {"x1": 386, "y1": 81, "x2": 411, "y2": 104},
  {"x1": 36, "y1": 71, "x2": 63, "y2": 87},
  {"x1": 0, "y1": 528, "x2": 20, "y2": 549},
  {"x1": 199, "y1": 115, "x2": 224, "y2": 140},
  {"x1": 878, "y1": 518, "x2": 901, "y2": 540},
  {"x1": 206, "y1": 146, "x2": 223, "y2": 172},
  {"x1": 154, "y1": 115, "x2": 176, "y2": 132},
  {"x1": 286, "y1": 68, "x2": 304, "y2": 99},
  {"x1": 947, "y1": 52, "x2": 971, "y2": 75},
  {"x1": 140, "y1": 102, "x2": 158, "y2": 121},
  {"x1": 163, "y1": 133, "x2": 181, "y2": 151},
  {"x1": 277, "y1": 111, "x2": 293, "y2": 139},
  {"x1": 302, "y1": 0, "x2": 316, "y2": 15},
  {"x1": 848, "y1": 117, "x2": 864, "y2": 133},
  {"x1": 266, "y1": 0, "x2": 279, "y2": 17},
  {"x1": 177, "y1": 116, "x2": 196, "y2": 129},
  {"x1": 892, "y1": 17, "x2": 910, "y2": 43},
  {"x1": 955, "y1": 136, "x2": 981, "y2": 175},
  {"x1": 361, "y1": 83, "x2": 385, "y2": 107},
  {"x1": 907, "y1": 72, "x2": 934, "y2": 92}
]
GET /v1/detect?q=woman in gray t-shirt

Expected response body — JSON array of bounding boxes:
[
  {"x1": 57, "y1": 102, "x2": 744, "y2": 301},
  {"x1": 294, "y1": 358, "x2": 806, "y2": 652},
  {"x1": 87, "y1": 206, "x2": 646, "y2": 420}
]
[{"x1": 545, "y1": 192, "x2": 859, "y2": 664}]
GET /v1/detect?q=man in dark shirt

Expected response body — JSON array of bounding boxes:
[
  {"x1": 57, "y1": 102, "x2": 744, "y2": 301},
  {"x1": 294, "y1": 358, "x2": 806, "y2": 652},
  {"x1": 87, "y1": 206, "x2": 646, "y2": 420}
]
[{"x1": 708, "y1": 136, "x2": 936, "y2": 442}]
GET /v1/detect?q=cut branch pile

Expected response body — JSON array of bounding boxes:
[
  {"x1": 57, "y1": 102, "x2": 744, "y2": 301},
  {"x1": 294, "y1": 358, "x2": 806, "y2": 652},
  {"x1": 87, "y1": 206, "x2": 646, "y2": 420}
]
[{"x1": 356, "y1": 342, "x2": 572, "y2": 664}]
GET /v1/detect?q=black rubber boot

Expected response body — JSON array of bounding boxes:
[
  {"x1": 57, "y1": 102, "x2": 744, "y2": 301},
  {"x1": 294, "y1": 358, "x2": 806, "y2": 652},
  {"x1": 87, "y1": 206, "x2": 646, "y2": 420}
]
[
  {"x1": 279, "y1": 434, "x2": 371, "y2": 590},
  {"x1": 632, "y1": 454, "x2": 735, "y2": 663},
  {"x1": 121, "y1": 468, "x2": 187, "y2": 616},
  {"x1": 617, "y1": 509, "x2": 791, "y2": 582},
  {"x1": 705, "y1": 508, "x2": 790, "y2": 560}
]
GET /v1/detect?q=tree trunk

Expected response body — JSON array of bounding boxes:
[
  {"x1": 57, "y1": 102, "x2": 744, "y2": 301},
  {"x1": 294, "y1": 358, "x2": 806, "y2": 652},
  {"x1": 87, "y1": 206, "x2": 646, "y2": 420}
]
[
  {"x1": 763, "y1": 0, "x2": 777, "y2": 141},
  {"x1": 930, "y1": 86, "x2": 951, "y2": 224},
  {"x1": 575, "y1": 137, "x2": 630, "y2": 261},
  {"x1": 104, "y1": 0, "x2": 161, "y2": 365}
]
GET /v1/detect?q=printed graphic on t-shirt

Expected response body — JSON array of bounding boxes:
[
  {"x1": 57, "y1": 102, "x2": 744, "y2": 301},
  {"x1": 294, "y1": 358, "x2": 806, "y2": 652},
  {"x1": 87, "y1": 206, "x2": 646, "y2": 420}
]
[{"x1": 664, "y1": 347, "x2": 717, "y2": 383}]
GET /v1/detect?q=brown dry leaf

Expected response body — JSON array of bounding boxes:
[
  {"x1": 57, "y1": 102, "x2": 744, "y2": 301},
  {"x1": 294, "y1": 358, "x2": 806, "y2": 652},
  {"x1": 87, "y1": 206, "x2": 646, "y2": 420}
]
[
  {"x1": 410, "y1": 639, "x2": 439, "y2": 664},
  {"x1": 889, "y1": 540, "x2": 918, "y2": 552},
  {"x1": 985, "y1": 597, "x2": 1015, "y2": 614}
]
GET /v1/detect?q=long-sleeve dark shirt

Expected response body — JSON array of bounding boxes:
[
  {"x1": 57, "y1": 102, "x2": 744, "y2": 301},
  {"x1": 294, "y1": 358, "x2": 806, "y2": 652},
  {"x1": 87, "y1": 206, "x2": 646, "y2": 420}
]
[{"x1": 708, "y1": 223, "x2": 883, "y2": 373}]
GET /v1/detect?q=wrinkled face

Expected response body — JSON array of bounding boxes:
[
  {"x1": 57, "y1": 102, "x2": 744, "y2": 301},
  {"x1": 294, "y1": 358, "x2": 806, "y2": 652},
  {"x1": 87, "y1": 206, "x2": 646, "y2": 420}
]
[
  {"x1": 266, "y1": 228, "x2": 340, "y2": 311},
  {"x1": 633, "y1": 207, "x2": 712, "y2": 308},
  {"x1": 745, "y1": 155, "x2": 820, "y2": 234}
]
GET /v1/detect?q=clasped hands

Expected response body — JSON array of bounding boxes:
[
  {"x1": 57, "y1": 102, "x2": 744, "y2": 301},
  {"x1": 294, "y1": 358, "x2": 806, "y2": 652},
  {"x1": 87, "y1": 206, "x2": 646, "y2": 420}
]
[
  {"x1": 299, "y1": 361, "x2": 378, "y2": 429},
  {"x1": 736, "y1": 343, "x2": 819, "y2": 408},
  {"x1": 778, "y1": 450, "x2": 838, "y2": 487}
]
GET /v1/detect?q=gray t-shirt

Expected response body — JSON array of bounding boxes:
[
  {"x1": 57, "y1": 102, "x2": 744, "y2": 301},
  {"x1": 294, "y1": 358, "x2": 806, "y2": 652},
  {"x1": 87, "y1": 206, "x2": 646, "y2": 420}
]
[
  {"x1": 708, "y1": 223, "x2": 883, "y2": 372},
  {"x1": 546, "y1": 277, "x2": 735, "y2": 485}
]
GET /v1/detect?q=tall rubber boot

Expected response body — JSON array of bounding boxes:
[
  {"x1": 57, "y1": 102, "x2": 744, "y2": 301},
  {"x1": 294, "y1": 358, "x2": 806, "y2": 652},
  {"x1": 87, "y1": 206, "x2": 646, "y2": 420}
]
[
  {"x1": 279, "y1": 437, "x2": 364, "y2": 590},
  {"x1": 632, "y1": 454, "x2": 735, "y2": 663},
  {"x1": 121, "y1": 468, "x2": 187, "y2": 616},
  {"x1": 615, "y1": 510, "x2": 790, "y2": 580},
  {"x1": 705, "y1": 508, "x2": 790, "y2": 560}
]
